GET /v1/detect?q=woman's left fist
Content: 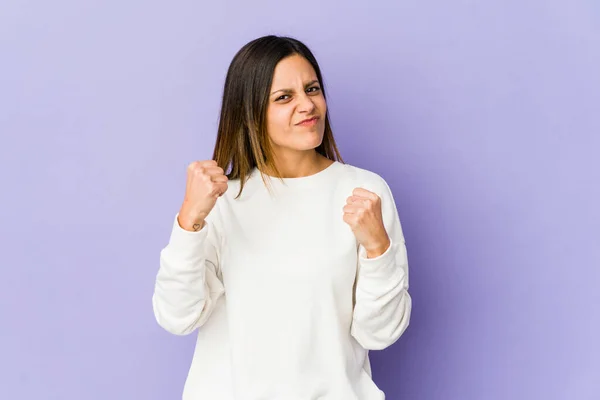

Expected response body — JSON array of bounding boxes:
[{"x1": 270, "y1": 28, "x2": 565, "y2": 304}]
[{"x1": 343, "y1": 187, "x2": 391, "y2": 258}]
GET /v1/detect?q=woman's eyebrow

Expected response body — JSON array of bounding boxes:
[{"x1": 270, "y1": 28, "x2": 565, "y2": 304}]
[{"x1": 271, "y1": 79, "x2": 320, "y2": 95}]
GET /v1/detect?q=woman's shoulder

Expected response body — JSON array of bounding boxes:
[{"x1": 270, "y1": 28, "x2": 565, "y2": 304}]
[{"x1": 336, "y1": 162, "x2": 390, "y2": 194}]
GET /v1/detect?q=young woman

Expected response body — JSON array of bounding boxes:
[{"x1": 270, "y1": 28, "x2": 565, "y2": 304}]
[{"x1": 152, "y1": 35, "x2": 412, "y2": 400}]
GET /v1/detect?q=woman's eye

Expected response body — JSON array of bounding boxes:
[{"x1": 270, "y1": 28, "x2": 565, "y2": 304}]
[{"x1": 275, "y1": 87, "x2": 320, "y2": 101}]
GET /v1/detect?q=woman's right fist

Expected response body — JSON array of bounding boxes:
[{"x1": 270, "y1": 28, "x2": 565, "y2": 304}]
[{"x1": 178, "y1": 160, "x2": 228, "y2": 231}]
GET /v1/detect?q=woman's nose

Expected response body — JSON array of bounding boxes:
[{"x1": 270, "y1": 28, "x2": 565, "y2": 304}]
[{"x1": 297, "y1": 93, "x2": 316, "y2": 113}]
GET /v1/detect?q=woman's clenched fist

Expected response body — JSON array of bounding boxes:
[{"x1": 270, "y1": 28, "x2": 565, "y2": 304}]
[{"x1": 177, "y1": 160, "x2": 228, "y2": 232}]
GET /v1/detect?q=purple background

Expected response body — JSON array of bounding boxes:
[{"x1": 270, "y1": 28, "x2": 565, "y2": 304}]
[{"x1": 1, "y1": 1, "x2": 599, "y2": 399}]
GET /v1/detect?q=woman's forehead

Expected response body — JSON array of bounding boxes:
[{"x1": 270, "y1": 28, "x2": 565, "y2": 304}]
[{"x1": 271, "y1": 55, "x2": 317, "y2": 87}]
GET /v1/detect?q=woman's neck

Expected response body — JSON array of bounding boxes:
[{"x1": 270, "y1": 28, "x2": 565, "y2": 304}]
[{"x1": 264, "y1": 151, "x2": 333, "y2": 178}]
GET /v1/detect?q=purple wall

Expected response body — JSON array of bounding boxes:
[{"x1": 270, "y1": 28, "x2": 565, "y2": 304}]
[{"x1": 1, "y1": 1, "x2": 598, "y2": 399}]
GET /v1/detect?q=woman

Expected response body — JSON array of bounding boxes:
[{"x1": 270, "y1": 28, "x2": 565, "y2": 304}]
[{"x1": 152, "y1": 35, "x2": 412, "y2": 400}]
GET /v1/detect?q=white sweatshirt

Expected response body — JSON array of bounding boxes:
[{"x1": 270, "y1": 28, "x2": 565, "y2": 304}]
[{"x1": 152, "y1": 161, "x2": 411, "y2": 400}]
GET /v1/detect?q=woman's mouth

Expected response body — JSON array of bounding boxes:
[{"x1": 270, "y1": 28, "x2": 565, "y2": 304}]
[{"x1": 296, "y1": 117, "x2": 319, "y2": 127}]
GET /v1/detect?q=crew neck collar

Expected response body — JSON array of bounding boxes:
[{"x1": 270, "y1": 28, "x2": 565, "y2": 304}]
[{"x1": 253, "y1": 160, "x2": 341, "y2": 185}]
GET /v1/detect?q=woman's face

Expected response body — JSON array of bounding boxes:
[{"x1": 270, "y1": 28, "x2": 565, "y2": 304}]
[{"x1": 266, "y1": 54, "x2": 327, "y2": 156}]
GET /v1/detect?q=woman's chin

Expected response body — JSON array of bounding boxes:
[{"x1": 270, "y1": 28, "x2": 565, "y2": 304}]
[{"x1": 300, "y1": 135, "x2": 324, "y2": 150}]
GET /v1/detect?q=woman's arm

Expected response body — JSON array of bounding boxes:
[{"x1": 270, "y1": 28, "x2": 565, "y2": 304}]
[
  {"x1": 152, "y1": 212, "x2": 225, "y2": 336},
  {"x1": 350, "y1": 179, "x2": 412, "y2": 350}
]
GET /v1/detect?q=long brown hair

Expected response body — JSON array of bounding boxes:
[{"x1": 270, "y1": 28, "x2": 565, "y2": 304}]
[{"x1": 211, "y1": 35, "x2": 344, "y2": 199}]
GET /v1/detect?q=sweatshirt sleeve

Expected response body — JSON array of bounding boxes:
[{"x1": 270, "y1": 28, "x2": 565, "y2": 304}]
[
  {"x1": 152, "y1": 210, "x2": 225, "y2": 336},
  {"x1": 350, "y1": 177, "x2": 412, "y2": 350}
]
